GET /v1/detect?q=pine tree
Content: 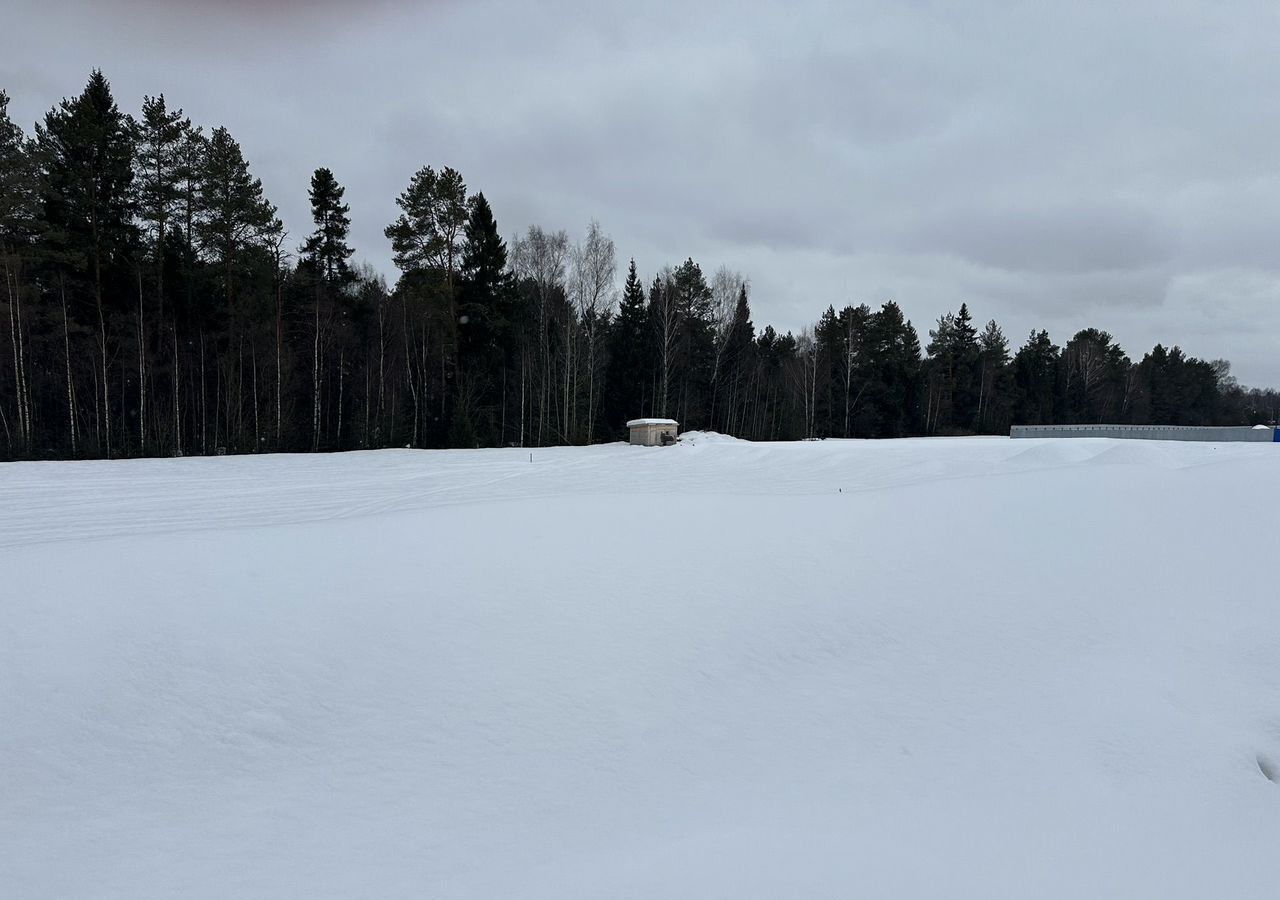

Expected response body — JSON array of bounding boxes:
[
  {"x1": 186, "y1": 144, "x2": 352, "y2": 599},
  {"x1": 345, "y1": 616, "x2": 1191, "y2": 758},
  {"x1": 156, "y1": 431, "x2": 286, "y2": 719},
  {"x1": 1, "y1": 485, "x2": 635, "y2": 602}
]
[
  {"x1": 670, "y1": 258, "x2": 713, "y2": 427},
  {"x1": 0, "y1": 91, "x2": 37, "y2": 245},
  {"x1": 835, "y1": 304, "x2": 872, "y2": 437},
  {"x1": 814, "y1": 305, "x2": 841, "y2": 436},
  {"x1": 300, "y1": 167, "x2": 354, "y2": 451},
  {"x1": 134, "y1": 95, "x2": 196, "y2": 454},
  {"x1": 198, "y1": 126, "x2": 279, "y2": 305},
  {"x1": 36, "y1": 69, "x2": 139, "y2": 458},
  {"x1": 136, "y1": 95, "x2": 192, "y2": 304},
  {"x1": 385, "y1": 165, "x2": 469, "y2": 444},
  {"x1": 385, "y1": 165, "x2": 468, "y2": 282},
  {"x1": 975, "y1": 319, "x2": 1011, "y2": 432},
  {"x1": 925, "y1": 312, "x2": 956, "y2": 432},
  {"x1": 868, "y1": 301, "x2": 922, "y2": 437},
  {"x1": 192, "y1": 126, "x2": 279, "y2": 454}
]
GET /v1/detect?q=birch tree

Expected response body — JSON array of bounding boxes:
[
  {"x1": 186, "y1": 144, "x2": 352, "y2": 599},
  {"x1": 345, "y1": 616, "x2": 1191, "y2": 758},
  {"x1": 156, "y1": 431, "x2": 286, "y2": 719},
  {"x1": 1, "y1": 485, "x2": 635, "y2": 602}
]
[
  {"x1": 708, "y1": 266, "x2": 745, "y2": 431},
  {"x1": 569, "y1": 219, "x2": 616, "y2": 442},
  {"x1": 511, "y1": 226, "x2": 568, "y2": 443},
  {"x1": 0, "y1": 91, "x2": 37, "y2": 452}
]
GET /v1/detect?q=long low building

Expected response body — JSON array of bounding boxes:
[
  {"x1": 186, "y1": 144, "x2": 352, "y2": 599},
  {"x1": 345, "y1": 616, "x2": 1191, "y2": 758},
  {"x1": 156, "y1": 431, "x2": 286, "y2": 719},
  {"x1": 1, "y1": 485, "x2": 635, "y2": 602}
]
[{"x1": 1010, "y1": 424, "x2": 1278, "y2": 442}]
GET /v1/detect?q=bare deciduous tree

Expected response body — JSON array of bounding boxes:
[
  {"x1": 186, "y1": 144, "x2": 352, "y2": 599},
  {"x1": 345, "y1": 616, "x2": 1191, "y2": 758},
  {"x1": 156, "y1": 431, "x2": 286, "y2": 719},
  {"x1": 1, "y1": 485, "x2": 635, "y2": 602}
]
[
  {"x1": 708, "y1": 266, "x2": 745, "y2": 431},
  {"x1": 651, "y1": 268, "x2": 679, "y2": 418},
  {"x1": 570, "y1": 220, "x2": 616, "y2": 442},
  {"x1": 512, "y1": 226, "x2": 569, "y2": 444}
]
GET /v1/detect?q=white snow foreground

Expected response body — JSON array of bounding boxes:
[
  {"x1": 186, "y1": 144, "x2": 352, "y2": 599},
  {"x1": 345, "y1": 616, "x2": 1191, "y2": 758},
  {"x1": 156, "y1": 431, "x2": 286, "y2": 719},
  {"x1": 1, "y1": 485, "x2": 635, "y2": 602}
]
[{"x1": 3, "y1": 436, "x2": 1280, "y2": 899}]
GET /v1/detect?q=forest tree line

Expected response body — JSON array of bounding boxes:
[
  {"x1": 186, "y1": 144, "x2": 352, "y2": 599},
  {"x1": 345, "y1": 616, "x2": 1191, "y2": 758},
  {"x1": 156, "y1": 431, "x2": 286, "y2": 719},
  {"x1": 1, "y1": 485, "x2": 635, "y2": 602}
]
[{"x1": 2, "y1": 72, "x2": 1278, "y2": 461}]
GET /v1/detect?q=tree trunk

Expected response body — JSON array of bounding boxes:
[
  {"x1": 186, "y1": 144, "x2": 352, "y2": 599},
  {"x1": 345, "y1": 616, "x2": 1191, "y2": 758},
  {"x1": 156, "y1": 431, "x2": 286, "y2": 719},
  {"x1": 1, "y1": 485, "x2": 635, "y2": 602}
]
[
  {"x1": 377, "y1": 301, "x2": 386, "y2": 443},
  {"x1": 62, "y1": 277, "x2": 77, "y2": 456},
  {"x1": 137, "y1": 268, "x2": 146, "y2": 454},
  {"x1": 98, "y1": 307, "x2": 110, "y2": 456},
  {"x1": 276, "y1": 267, "x2": 283, "y2": 448},
  {"x1": 336, "y1": 349, "x2": 344, "y2": 448},
  {"x1": 402, "y1": 298, "x2": 418, "y2": 446},
  {"x1": 91, "y1": 208, "x2": 112, "y2": 459},
  {"x1": 4, "y1": 256, "x2": 27, "y2": 448},
  {"x1": 200, "y1": 330, "x2": 207, "y2": 454},
  {"x1": 252, "y1": 339, "x2": 260, "y2": 451},
  {"x1": 172, "y1": 326, "x2": 180, "y2": 456},
  {"x1": 312, "y1": 285, "x2": 322, "y2": 452}
]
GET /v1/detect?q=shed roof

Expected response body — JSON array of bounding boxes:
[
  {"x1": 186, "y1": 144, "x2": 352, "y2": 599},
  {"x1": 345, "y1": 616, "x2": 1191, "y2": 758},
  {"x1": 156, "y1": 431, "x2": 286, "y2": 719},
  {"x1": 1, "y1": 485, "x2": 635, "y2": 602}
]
[{"x1": 626, "y1": 418, "x2": 679, "y2": 428}]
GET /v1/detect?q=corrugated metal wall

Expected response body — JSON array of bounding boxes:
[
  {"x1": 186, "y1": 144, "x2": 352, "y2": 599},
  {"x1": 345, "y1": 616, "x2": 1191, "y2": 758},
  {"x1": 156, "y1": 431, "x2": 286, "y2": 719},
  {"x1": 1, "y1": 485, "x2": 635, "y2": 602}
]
[{"x1": 1009, "y1": 424, "x2": 1277, "y2": 442}]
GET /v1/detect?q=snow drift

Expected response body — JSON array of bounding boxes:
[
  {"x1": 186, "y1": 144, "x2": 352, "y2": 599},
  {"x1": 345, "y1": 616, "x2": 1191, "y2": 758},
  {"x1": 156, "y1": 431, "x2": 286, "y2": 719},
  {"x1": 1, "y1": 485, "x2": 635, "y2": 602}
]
[{"x1": 2, "y1": 436, "x2": 1279, "y2": 898}]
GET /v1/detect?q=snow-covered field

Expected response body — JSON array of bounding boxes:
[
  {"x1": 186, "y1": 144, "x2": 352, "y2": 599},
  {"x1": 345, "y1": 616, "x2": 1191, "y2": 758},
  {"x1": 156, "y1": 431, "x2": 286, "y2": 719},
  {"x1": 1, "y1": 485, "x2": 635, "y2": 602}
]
[{"x1": 3, "y1": 435, "x2": 1280, "y2": 898}]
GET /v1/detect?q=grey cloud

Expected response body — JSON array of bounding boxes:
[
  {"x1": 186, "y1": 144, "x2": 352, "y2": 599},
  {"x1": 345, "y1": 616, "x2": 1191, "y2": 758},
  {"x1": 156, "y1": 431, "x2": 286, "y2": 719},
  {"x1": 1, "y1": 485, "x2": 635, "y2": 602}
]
[
  {"x1": 903, "y1": 202, "x2": 1178, "y2": 277},
  {"x1": 5, "y1": 0, "x2": 1280, "y2": 384}
]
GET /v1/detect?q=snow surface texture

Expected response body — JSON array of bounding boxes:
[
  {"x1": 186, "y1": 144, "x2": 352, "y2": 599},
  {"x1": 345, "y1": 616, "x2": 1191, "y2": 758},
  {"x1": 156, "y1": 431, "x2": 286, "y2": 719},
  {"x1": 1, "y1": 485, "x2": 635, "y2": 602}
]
[{"x1": 3, "y1": 436, "x2": 1280, "y2": 899}]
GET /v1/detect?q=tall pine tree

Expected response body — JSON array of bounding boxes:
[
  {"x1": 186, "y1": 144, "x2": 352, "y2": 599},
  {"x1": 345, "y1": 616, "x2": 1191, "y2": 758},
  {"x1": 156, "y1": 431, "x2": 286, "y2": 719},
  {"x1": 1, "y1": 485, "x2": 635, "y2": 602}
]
[
  {"x1": 300, "y1": 167, "x2": 354, "y2": 450},
  {"x1": 36, "y1": 70, "x2": 138, "y2": 457}
]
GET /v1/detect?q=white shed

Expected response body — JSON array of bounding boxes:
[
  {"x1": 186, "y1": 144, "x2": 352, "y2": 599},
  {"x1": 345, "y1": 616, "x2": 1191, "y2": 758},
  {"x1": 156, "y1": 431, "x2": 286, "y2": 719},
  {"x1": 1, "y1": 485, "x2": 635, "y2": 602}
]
[{"x1": 626, "y1": 418, "x2": 679, "y2": 446}]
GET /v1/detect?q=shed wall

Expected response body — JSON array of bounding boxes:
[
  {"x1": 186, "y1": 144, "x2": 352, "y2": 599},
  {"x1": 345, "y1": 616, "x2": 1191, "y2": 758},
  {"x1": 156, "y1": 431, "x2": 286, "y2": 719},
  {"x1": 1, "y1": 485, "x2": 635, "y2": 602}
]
[
  {"x1": 1010, "y1": 424, "x2": 1277, "y2": 442},
  {"x1": 628, "y1": 423, "x2": 678, "y2": 446}
]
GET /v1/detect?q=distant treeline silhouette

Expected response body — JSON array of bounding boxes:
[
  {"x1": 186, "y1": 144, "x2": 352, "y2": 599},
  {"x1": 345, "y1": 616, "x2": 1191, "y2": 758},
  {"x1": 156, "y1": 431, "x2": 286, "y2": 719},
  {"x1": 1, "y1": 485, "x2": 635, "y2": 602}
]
[{"x1": 1, "y1": 72, "x2": 1276, "y2": 460}]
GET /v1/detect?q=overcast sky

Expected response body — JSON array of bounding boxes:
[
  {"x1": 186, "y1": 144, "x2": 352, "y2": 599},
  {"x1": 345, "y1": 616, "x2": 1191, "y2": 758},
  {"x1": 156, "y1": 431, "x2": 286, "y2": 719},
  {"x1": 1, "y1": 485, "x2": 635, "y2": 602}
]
[{"x1": 5, "y1": 0, "x2": 1280, "y2": 385}]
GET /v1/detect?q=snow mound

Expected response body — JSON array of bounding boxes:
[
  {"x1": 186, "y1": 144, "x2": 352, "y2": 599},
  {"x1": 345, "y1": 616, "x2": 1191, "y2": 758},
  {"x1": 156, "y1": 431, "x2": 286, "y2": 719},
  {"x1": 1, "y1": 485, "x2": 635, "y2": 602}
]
[
  {"x1": 1084, "y1": 440, "x2": 1181, "y2": 468},
  {"x1": 676, "y1": 430, "x2": 744, "y2": 444},
  {"x1": 1005, "y1": 439, "x2": 1103, "y2": 467}
]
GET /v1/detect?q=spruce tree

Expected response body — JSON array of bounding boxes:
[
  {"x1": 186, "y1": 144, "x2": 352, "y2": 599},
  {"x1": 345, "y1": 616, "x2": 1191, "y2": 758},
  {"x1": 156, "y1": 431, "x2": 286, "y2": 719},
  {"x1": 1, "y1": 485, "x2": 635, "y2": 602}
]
[
  {"x1": 604, "y1": 258, "x2": 650, "y2": 430},
  {"x1": 952, "y1": 302, "x2": 980, "y2": 427},
  {"x1": 456, "y1": 191, "x2": 515, "y2": 443},
  {"x1": 457, "y1": 191, "x2": 513, "y2": 369},
  {"x1": 1012, "y1": 330, "x2": 1060, "y2": 425},
  {"x1": 299, "y1": 167, "x2": 354, "y2": 284}
]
